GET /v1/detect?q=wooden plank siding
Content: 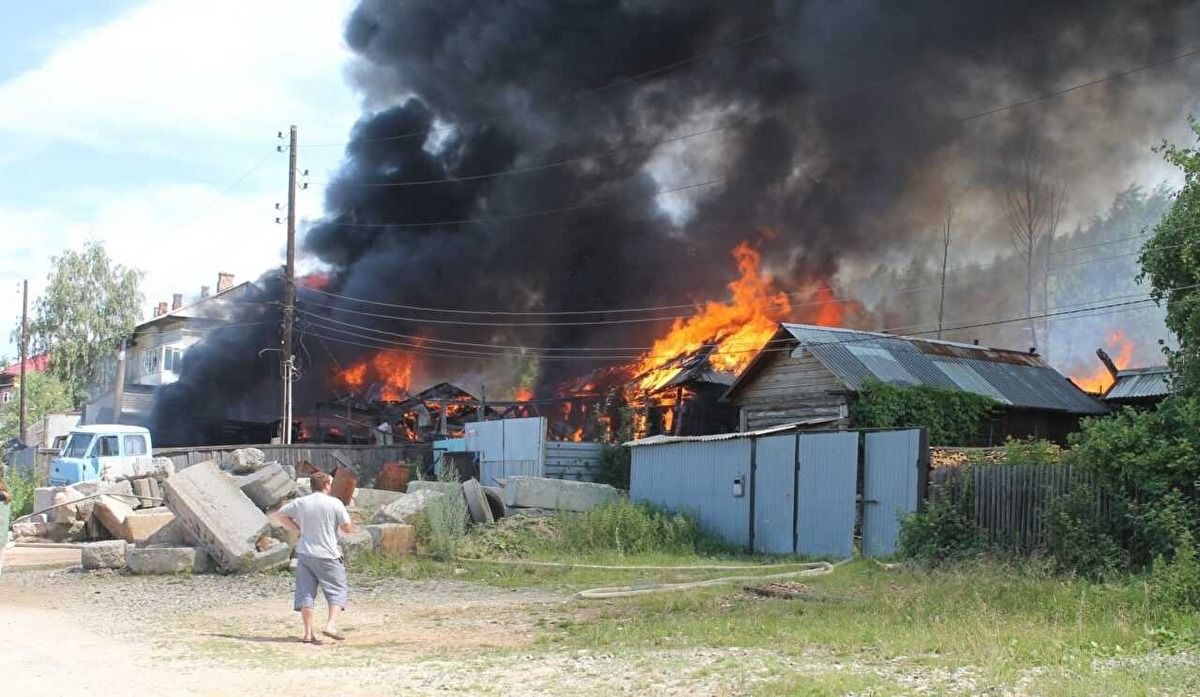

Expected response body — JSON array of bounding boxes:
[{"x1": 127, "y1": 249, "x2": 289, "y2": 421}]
[{"x1": 732, "y1": 348, "x2": 850, "y2": 430}]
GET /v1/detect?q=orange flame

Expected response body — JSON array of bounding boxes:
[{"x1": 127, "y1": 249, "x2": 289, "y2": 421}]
[
  {"x1": 514, "y1": 386, "x2": 533, "y2": 402},
  {"x1": 335, "y1": 350, "x2": 415, "y2": 401},
  {"x1": 633, "y1": 240, "x2": 792, "y2": 392},
  {"x1": 1072, "y1": 330, "x2": 1134, "y2": 393}
]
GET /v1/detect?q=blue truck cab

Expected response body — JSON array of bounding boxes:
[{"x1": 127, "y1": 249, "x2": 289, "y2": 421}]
[{"x1": 49, "y1": 425, "x2": 154, "y2": 486}]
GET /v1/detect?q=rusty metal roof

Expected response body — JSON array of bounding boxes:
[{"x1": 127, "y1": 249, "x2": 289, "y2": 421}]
[
  {"x1": 772, "y1": 324, "x2": 1108, "y2": 415},
  {"x1": 1105, "y1": 366, "x2": 1174, "y2": 401}
]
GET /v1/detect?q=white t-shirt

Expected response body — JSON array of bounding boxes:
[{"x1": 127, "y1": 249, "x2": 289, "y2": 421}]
[{"x1": 279, "y1": 492, "x2": 351, "y2": 559}]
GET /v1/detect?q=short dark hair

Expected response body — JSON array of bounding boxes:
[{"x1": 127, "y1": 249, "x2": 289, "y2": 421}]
[{"x1": 310, "y1": 471, "x2": 332, "y2": 492}]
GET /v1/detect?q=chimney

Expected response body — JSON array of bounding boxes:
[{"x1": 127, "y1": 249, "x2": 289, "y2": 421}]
[
  {"x1": 972, "y1": 339, "x2": 979, "y2": 345},
  {"x1": 200, "y1": 285, "x2": 210, "y2": 298},
  {"x1": 1096, "y1": 348, "x2": 1120, "y2": 379},
  {"x1": 152, "y1": 304, "x2": 160, "y2": 318},
  {"x1": 172, "y1": 293, "x2": 183, "y2": 311},
  {"x1": 157, "y1": 301, "x2": 168, "y2": 316},
  {"x1": 217, "y1": 272, "x2": 235, "y2": 293}
]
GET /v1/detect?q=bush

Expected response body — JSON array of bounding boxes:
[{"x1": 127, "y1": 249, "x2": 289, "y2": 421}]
[
  {"x1": 1001, "y1": 437, "x2": 1061, "y2": 466},
  {"x1": 1150, "y1": 533, "x2": 1200, "y2": 612},
  {"x1": 595, "y1": 445, "x2": 630, "y2": 490},
  {"x1": 4, "y1": 467, "x2": 35, "y2": 519},
  {"x1": 412, "y1": 464, "x2": 469, "y2": 559},
  {"x1": 898, "y1": 492, "x2": 982, "y2": 564},
  {"x1": 1043, "y1": 485, "x2": 1125, "y2": 578},
  {"x1": 555, "y1": 499, "x2": 726, "y2": 556}
]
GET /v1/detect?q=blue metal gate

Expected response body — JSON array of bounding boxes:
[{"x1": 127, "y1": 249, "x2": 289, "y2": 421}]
[
  {"x1": 795, "y1": 432, "x2": 859, "y2": 558},
  {"x1": 863, "y1": 429, "x2": 926, "y2": 557},
  {"x1": 752, "y1": 434, "x2": 798, "y2": 554}
]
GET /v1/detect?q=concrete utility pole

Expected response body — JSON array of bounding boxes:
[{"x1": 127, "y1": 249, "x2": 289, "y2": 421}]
[
  {"x1": 112, "y1": 338, "x2": 127, "y2": 424},
  {"x1": 280, "y1": 125, "x2": 298, "y2": 445},
  {"x1": 18, "y1": 279, "x2": 28, "y2": 443}
]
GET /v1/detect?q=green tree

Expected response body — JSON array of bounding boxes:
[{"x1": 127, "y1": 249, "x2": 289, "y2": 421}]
[
  {"x1": 1140, "y1": 117, "x2": 1200, "y2": 394},
  {"x1": 0, "y1": 371, "x2": 73, "y2": 443},
  {"x1": 28, "y1": 241, "x2": 143, "y2": 406}
]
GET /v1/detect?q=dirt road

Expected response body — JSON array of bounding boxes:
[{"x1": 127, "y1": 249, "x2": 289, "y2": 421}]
[{"x1": 0, "y1": 566, "x2": 789, "y2": 696}]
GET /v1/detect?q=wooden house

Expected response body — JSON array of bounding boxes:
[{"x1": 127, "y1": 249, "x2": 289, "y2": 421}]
[{"x1": 724, "y1": 324, "x2": 1109, "y2": 445}]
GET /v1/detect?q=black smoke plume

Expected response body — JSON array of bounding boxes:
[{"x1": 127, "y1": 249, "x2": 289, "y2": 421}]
[{"x1": 152, "y1": 0, "x2": 1199, "y2": 443}]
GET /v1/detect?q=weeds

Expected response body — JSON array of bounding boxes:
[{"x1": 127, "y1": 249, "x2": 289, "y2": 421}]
[
  {"x1": 555, "y1": 499, "x2": 725, "y2": 556},
  {"x1": 4, "y1": 467, "x2": 34, "y2": 519},
  {"x1": 411, "y1": 464, "x2": 469, "y2": 559}
]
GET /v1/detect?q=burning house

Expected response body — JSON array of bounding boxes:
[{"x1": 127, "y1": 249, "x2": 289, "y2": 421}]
[
  {"x1": 724, "y1": 324, "x2": 1109, "y2": 445},
  {"x1": 145, "y1": 2, "x2": 1195, "y2": 449}
]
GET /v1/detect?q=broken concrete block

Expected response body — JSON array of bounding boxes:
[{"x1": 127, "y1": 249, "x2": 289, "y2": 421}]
[
  {"x1": 281, "y1": 463, "x2": 296, "y2": 480},
  {"x1": 351, "y1": 487, "x2": 406, "y2": 511},
  {"x1": 162, "y1": 461, "x2": 270, "y2": 573},
  {"x1": 150, "y1": 457, "x2": 176, "y2": 480},
  {"x1": 366, "y1": 524, "x2": 414, "y2": 558},
  {"x1": 236, "y1": 463, "x2": 295, "y2": 510},
  {"x1": 407, "y1": 480, "x2": 463, "y2": 496},
  {"x1": 295, "y1": 477, "x2": 312, "y2": 497},
  {"x1": 130, "y1": 478, "x2": 156, "y2": 508},
  {"x1": 462, "y1": 479, "x2": 494, "y2": 525},
  {"x1": 226, "y1": 448, "x2": 267, "y2": 474},
  {"x1": 249, "y1": 539, "x2": 291, "y2": 572},
  {"x1": 482, "y1": 486, "x2": 507, "y2": 520},
  {"x1": 374, "y1": 489, "x2": 445, "y2": 524},
  {"x1": 338, "y1": 527, "x2": 373, "y2": 562},
  {"x1": 74, "y1": 480, "x2": 137, "y2": 509},
  {"x1": 34, "y1": 487, "x2": 59, "y2": 517},
  {"x1": 94, "y1": 494, "x2": 136, "y2": 538},
  {"x1": 120, "y1": 507, "x2": 181, "y2": 545},
  {"x1": 51, "y1": 487, "x2": 87, "y2": 525},
  {"x1": 330, "y1": 466, "x2": 357, "y2": 506},
  {"x1": 503, "y1": 477, "x2": 620, "y2": 512},
  {"x1": 10, "y1": 521, "x2": 50, "y2": 539},
  {"x1": 82, "y1": 540, "x2": 127, "y2": 570},
  {"x1": 126, "y1": 546, "x2": 205, "y2": 575}
]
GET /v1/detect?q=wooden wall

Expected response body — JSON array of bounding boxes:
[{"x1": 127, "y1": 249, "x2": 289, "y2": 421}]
[{"x1": 730, "y1": 348, "x2": 850, "y2": 431}]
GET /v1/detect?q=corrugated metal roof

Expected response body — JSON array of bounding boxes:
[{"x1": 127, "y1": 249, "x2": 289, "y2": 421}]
[
  {"x1": 625, "y1": 416, "x2": 841, "y2": 447},
  {"x1": 1105, "y1": 366, "x2": 1174, "y2": 400},
  {"x1": 779, "y1": 324, "x2": 1108, "y2": 415}
]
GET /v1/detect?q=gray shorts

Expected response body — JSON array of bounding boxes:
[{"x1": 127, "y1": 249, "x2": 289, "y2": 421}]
[{"x1": 294, "y1": 553, "x2": 348, "y2": 611}]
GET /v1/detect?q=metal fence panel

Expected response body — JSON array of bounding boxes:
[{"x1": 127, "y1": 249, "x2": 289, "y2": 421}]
[
  {"x1": 631, "y1": 440, "x2": 753, "y2": 548},
  {"x1": 544, "y1": 441, "x2": 605, "y2": 481},
  {"x1": 863, "y1": 429, "x2": 922, "y2": 557},
  {"x1": 795, "y1": 431, "x2": 858, "y2": 558},
  {"x1": 752, "y1": 434, "x2": 798, "y2": 554},
  {"x1": 466, "y1": 417, "x2": 547, "y2": 484}
]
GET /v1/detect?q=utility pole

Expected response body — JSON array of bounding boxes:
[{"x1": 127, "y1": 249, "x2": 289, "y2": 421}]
[
  {"x1": 112, "y1": 338, "x2": 127, "y2": 424},
  {"x1": 936, "y1": 202, "x2": 954, "y2": 340},
  {"x1": 280, "y1": 125, "x2": 298, "y2": 445},
  {"x1": 18, "y1": 279, "x2": 28, "y2": 443}
]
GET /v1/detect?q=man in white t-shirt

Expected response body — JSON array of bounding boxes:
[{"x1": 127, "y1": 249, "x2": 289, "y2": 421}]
[{"x1": 274, "y1": 471, "x2": 353, "y2": 644}]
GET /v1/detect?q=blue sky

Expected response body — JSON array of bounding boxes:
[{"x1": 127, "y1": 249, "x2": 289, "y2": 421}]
[{"x1": 0, "y1": 0, "x2": 361, "y2": 357}]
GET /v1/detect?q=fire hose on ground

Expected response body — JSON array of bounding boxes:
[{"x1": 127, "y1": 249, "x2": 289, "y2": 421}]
[{"x1": 453, "y1": 556, "x2": 850, "y2": 599}]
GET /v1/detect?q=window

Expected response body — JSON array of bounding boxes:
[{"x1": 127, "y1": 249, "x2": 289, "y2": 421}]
[
  {"x1": 123, "y1": 435, "x2": 148, "y2": 456},
  {"x1": 141, "y1": 349, "x2": 159, "y2": 375},
  {"x1": 63, "y1": 434, "x2": 94, "y2": 458},
  {"x1": 0, "y1": 390, "x2": 10, "y2": 403},
  {"x1": 164, "y1": 347, "x2": 184, "y2": 373},
  {"x1": 97, "y1": 435, "x2": 120, "y2": 457}
]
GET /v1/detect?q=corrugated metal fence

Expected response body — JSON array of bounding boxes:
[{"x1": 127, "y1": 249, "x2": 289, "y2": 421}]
[{"x1": 930, "y1": 463, "x2": 1108, "y2": 549}]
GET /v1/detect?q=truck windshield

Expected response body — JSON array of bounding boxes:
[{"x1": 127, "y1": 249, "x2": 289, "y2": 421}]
[{"x1": 63, "y1": 434, "x2": 94, "y2": 458}]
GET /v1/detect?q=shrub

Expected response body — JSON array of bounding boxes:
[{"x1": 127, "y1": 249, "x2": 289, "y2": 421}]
[
  {"x1": 4, "y1": 467, "x2": 35, "y2": 519},
  {"x1": 1043, "y1": 484, "x2": 1125, "y2": 578},
  {"x1": 555, "y1": 499, "x2": 726, "y2": 556},
  {"x1": 595, "y1": 445, "x2": 631, "y2": 490},
  {"x1": 412, "y1": 464, "x2": 469, "y2": 559},
  {"x1": 1001, "y1": 437, "x2": 1061, "y2": 466},
  {"x1": 898, "y1": 487, "x2": 982, "y2": 563},
  {"x1": 1149, "y1": 532, "x2": 1200, "y2": 612}
]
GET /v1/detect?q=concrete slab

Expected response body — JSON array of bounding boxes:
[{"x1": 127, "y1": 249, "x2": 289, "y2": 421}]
[
  {"x1": 248, "y1": 540, "x2": 290, "y2": 572},
  {"x1": 236, "y1": 463, "x2": 295, "y2": 510},
  {"x1": 406, "y1": 481, "x2": 463, "y2": 496},
  {"x1": 130, "y1": 478, "x2": 155, "y2": 508},
  {"x1": 462, "y1": 479, "x2": 494, "y2": 524},
  {"x1": 81, "y1": 540, "x2": 127, "y2": 570},
  {"x1": 74, "y1": 480, "x2": 138, "y2": 510},
  {"x1": 1, "y1": 545, "x2": 81, "y2": 571},
  {"x1": 374, "y1": 489, "x2": 445, "y2": 524},
  {"x1": 227, "y1": 448, "x2": 267, "y2": 474},
  {"x1": 503, "y1": 477, "x2": 620, "y2": 512},
  {"x1": 338, "y1": 528, "x2": 373, "y2": 562},
  {"x1": 365, "y1": 524, "x2": 414, "y2": 558},
  {"x1": 351, "y1": 487, "x2": 406, "y2": 511},
  {"x1": 121, "y1": 508, "x2": 181, "y2": 545},
  {"x1": 126, "y1": 546, "x2": 206, "y2": 575},
  {"x1": 93, "y1": 495, "x2": 136, "y2": 538},
  {"x1": 33, "y1": 487, "x2": 58, "y2": 517},
  {"x1": 162, "y1": 461, "x2": 270, "y2": 573}
]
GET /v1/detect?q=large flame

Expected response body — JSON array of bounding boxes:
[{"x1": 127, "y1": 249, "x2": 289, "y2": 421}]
[
  {"x1": 633, "y1": 241, "x2": 792, "y2": 392},
  {"x1": 1072, "y1": 330, "x2": 1134, "y2": 393},
  {"x1": 335, "y1": 350, "x2": 415, "y2": 401}
]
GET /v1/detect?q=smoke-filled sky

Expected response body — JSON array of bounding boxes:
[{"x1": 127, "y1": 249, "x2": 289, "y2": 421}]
[{"x1": 297, "y1": 0, "x2": 1200, "y2": 392}]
